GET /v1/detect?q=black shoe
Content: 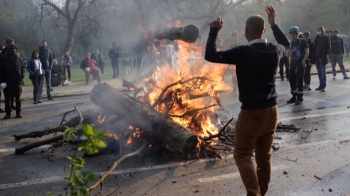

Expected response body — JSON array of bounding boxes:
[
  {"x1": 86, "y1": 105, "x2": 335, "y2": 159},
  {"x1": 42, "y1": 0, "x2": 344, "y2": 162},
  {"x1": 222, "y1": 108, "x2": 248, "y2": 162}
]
[
  {"x1": 287, "y1": 97, "x2": 297, "y2": 104},
  {"x1": 37, "y1": 99, "x2": 42, "y2": 103},
  {"x1": 344, "y1": 76, "x2": 350, "y2": 79},
  {"x1": 48, "y1": 96, "x2": 54, "y2": 101},
  {"x1": 11, "y1": 106, "x2": 16, "y2": 110},
  {"x1": 3, "y1": 115, "x2": 10, "y2": 119},
  {"x1": 16, "y1": 114, "x2": 22, "y2": 118},
  {"x1": 295, "y1": 100, "x2": 303, "y2": 105},
  {"x1": 315, "y1": 87, "x2": 323, "y2": 91},
  {"x1": 0, "y1": 108, "x2": 5, "y2": 113}
]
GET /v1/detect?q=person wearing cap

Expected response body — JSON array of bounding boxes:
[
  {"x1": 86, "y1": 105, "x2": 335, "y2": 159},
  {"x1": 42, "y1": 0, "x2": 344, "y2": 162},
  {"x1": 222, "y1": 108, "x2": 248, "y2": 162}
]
[
  {"x1": 303, "y1": 31, "x2": 315, "y2": 91},
  {"x1": 313, "y1": 26, "x2": 331, "y2": 91},
  {"x1": 330, "y1": 29, "x2": 349, "y2": 79},
  {"x1": 0, "y1": 44, "x2": 25, "y2": 119},
  {"x1": 287, "y1": 26, "x2": 309, "y2": 105}
]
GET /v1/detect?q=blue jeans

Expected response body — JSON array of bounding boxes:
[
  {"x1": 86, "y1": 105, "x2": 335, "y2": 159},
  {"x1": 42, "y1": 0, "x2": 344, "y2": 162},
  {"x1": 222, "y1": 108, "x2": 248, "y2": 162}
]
[
  {"x1": 315, "y1": 58, "x2": 326, "y2": 88},
  {"x1": 39, "y1": 69, "x2": 52, "y2": 99},
  {"x1": 112, "y1": 59, "x2": 119, "y2": 78}
]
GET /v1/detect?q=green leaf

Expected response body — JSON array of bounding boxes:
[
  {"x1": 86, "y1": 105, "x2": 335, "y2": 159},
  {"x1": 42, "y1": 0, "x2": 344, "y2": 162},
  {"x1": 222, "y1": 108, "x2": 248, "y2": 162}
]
[
  {"x1": 48, "y1": 191, "x2": 53, "y2": 196},
  {"x1": 95, "y1": 130, "x2": 108, "y2": 139},
  {"x1": 72, "y1": 157, "x2": 85, "y2": 168},
  {"x1": 82, "y1": 171, "x2": 96, "y2": 181},
  {"x1": 83, "y1": 124, "x2": 94, "y2": 136},
  {"x1": 94, "y1": 140, "x2": 106, "y2": 148}
]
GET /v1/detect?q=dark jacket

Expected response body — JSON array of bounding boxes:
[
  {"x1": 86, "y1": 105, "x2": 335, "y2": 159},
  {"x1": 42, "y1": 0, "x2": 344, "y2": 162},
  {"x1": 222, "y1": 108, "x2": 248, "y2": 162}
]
[
  {"x1": 0, "y1": 53, "x2": 26, "y2": 86},
  {"x1": 27, "y1": 58, "x2": 44, "y2": 80},
  {"x1": 330, "y1": 36, "x2": 344, "y2": 55},
  {"x1": 52, "y1": 64, "x2": 64, "y2": 76},
  {"x1": 312, "y1": 35, "x2": 330, "y2": 64},
  {"x1": 108, "y1": 47, "x2": 120, "y2": 61},
  {"x1": 205, "y1": 25, "x2": 290, "y2": 110},
  {"x1": 80, "y1": 58, "x2": 96, "y2": 71},
  {"x1": 38, "y1": 46, "x2": 53, "y2": 69},
  {"x1": 91, "y1": 53, "x2": 105, "y2": 67},
  {"x1": 306, "y1": 38, "x2": 315, "y2": 62}
]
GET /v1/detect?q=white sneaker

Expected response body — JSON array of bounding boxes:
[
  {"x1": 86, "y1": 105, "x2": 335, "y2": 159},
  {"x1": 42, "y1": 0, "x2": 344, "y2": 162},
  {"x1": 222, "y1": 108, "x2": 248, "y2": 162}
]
[
  {"x1": 333, "y1": 76, "x2": 336, "y2": 79},
  {"x1": 325, "y1": 63, "x2": 332, "y2": 68}
]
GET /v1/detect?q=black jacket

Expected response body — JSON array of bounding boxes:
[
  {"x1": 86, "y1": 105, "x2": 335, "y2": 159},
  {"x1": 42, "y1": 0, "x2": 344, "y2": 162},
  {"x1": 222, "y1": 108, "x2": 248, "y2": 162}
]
[
  {"x1": 306, "y1": 38, "x2": 315, "y2": 62},
  {"x1": 205, "y1": 25, "x2": 290, "y2": 110},
  {"x1": 330, "y1": 36, "x2": 344, "y2": 55},
  {"x1": 0, "y1": 53, "x2": 26, "y2": 86},
  {"x1": 38, "y1": 46, "x2": 53, "y2": 69},
  {"x1": 312, "y1": 35, "x2": 330, "y2": 64}
]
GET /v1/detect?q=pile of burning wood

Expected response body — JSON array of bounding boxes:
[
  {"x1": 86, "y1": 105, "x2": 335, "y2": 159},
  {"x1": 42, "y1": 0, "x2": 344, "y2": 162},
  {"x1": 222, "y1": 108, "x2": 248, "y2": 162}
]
[{"x1": 13, "y1": 25, "x2": 299, "y2": 161}]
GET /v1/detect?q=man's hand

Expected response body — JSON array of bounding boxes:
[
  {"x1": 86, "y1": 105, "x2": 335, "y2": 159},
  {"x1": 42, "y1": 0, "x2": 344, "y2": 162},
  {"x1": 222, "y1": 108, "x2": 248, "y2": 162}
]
[
  {"x1": 265, "y1": 5, "x2": 276, "y2": 26},
  {"x1": 209, "y1": 17, "x2": 223, "y2": 30},
  {"x1": 302, "y1": 61, "x2": 306, "y2": 68}
]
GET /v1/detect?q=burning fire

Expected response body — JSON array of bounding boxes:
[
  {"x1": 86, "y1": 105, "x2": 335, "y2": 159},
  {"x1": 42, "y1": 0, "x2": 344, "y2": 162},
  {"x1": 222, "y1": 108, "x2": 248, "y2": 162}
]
[
  {"x1": 143, "y1": 40, "x2": 231, "y2": 138},
  {"x1": 97, "y1": 111, "x2": 106, "y2": 124}
]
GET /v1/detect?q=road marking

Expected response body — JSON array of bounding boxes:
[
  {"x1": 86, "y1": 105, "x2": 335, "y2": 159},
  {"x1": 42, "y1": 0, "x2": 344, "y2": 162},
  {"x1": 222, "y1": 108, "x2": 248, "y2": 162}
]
[
  {"x1": 0, "y1": 156, "x2": 234, "y2": 189},
  {"x1": 197, "y1": 165, "x2": 288, "y2": 183},
  {"x1": 303, "y1": 96, "x2": 337, "y2": 104},
  {"x1": 333, "y1": 84, "x2": 350, "y2": 89},
  {"x1": 279, "y1": 109, "x2": 350, "y2": 122},
  {"x1": 0, "y1": 145, "x2": 51, "y2": 153}
]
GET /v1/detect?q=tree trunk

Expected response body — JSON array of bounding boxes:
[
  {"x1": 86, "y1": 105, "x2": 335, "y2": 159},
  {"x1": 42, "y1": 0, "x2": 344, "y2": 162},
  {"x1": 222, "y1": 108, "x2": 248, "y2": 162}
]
[
  {"x1": 63, "y1": 22, "x2": 76, "y2": 54},
  {"x1": 90, "y1": 83, "x2": 199, "y2": 154}
]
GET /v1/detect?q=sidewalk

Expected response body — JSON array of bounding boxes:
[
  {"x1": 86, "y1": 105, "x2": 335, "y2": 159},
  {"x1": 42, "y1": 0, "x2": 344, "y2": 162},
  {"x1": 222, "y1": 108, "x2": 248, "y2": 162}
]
[
  {"x1": 21, "y1": 74, "x2": 134, "y2": 101},
  {"x1": 20, "y1": 62, "x2": 350, "y2": 101}
]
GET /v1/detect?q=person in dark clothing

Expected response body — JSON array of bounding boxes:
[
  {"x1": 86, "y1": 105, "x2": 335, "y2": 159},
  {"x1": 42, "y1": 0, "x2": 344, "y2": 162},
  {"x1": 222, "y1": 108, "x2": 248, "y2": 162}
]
[
  {"x1": 0, "y1": 44, "x2": 25, "y2": 119},
  {"x1": 287, "y1": 26, "x2": 309, "y2": 105},
  {"x1": 26, "y1": 50, "x2": 43, "y2": 104},
  {"x1": 91, "y1": 49, "x2": 105, "y2": 74},
  {"x1": 51, "y1": 59, "x2": 66, "y2": 86},
  {"x1": 0, "y1": 45, "x2": 5, "y2": 113},
  {"x1": 2, "y1": 39, "x2": 17, "y2": 110},
  {"x1": 302, "y1": 31, "x2": 315, "y2": 91},
  {"x1": 108, "y1": 42, "x2": 120, "y2": 78},
  {"x1": 313, "y1": 26, "x2": 331, "y2": 91},
  {"x1": 279, "y1": 38, "x2": 290, "y2": 81},
  {"x1": 61, "y1": 52, "x2": 72, "y2": 81},
  {"x1": 205, "y1": 6, "x2": 289, "y2": 196},
  {"x1": 330, "y1": 29, "x2": 349, "y2": 79},
  {"x1": 38, "y1": 40, "x2": 54, "y2": 101}
]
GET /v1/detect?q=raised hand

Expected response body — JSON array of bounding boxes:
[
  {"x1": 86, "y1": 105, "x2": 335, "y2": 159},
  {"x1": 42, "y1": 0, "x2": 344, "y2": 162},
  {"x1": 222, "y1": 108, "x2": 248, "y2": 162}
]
[
  {"x1": 209, "y1": 17, "x2": 223, "y2": 30},
  {"x1": 265, "y1": 5, "x2": 276, "y2": 26}
]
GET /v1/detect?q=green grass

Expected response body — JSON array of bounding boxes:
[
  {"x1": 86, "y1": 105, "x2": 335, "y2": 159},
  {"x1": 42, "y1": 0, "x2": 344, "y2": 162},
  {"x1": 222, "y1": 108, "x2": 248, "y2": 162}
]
[{"x1": 23, "y1": 63, "x2": 137, "y2": 86}]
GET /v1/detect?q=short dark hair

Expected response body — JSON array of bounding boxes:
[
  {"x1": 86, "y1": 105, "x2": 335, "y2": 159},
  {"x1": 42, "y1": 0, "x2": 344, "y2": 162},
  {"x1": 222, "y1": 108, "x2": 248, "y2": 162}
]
[
  {"x1": 334, "y1": 29, "x2": 339, "y2": 33},
  {"x1": 329, "y1": 30, "x2": 334, "y2": 33},
  {"x1": 31, "y1": 50, "x2": 39, "y2": 58},
  {"x1": 41, "y1": 40, "x2": 47, "y2": 43},
  {"x1": 5, "y1": 38, "x2": 14, "y2": 45},
  {"x1": 303, "y1": 31, "x2": 311, "y2": 36},
  {"x1": 246, "y1": 15, "x2": 265, "y2": 35}
]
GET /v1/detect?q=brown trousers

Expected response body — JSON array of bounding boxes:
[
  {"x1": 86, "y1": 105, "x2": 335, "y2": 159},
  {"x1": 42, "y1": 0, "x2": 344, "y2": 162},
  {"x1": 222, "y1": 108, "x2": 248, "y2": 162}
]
[
  {"x1": 85, "y1": 67, "x2": 101, "y2": 84},
  {"x1": 234, "y1": 107, "x2": 278, "y2": 196}
]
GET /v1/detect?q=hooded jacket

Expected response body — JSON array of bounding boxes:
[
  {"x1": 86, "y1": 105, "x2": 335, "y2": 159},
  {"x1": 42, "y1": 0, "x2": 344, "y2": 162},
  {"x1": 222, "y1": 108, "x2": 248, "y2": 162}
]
[
  {"x1": 38, "y1": 46, "x2": 53, "y2": 70},
  {"x1": 0, "y1": 47, "x2": 25, "y2": 86},
  {"x1": 205, "y1": 25, "x2": 290, "y2": 110}
]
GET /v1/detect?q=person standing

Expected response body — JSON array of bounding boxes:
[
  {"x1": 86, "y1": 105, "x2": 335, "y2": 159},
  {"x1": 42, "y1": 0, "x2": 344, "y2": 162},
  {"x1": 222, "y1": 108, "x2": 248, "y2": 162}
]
[
  {"x1": 26, "y1": 50, "x2": 43, "y2": 104},
  {"x1": 205, "y1": 6, "x2": 289, "y2": 195},
  {"x1": 0, "y1": 44, "x2": 25, "y2": 119},
  {"x1": 313, "y1": 26, "x2": 331, "y2": 92},
  {"x1": 0, "y1": 45, "x2": 5, "y2": 113},
  {"x1": 38, "y1": 40, "x2": 54, "y2": 101},
  {"x1": 279, "y1": 41, "x2": 290, "y2": 81},
  {"x1": 61, "y1": 52, "x2": 72, "y2": 81},
  {"x1": 80, "y1": 53, "x2": 101, "y2": 85},
  {"x1": 287, "y1": 26, "x2": 309, "y2": 105},
  {"x1": 108, "y1": 42, "x2": 120, "y2": 78},
  {"x1": 2, "y1": 39, "x2": 17, "y2": 110},
  {"x1": 91, "y1": 49, "x2": 105, "y2": 74},
  {"x1": 330, "y1": 29, "x2": 349, "y2": 79},
  {"x1": 303, "y1": 31, "x2": 315, "y2": 91}
]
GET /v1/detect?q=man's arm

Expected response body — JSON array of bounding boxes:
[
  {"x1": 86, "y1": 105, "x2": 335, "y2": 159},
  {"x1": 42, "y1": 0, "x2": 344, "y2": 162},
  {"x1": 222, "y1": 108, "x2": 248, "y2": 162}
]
[
  {"x1": 341, "y1": 39, "x2": 345, "y2": 55},
  {"x1": 205, "y1": 27, "x2": 240, "y2": 64},
  {"x1": 48, "y1": 50, "x2": 53, "y2": 69}
]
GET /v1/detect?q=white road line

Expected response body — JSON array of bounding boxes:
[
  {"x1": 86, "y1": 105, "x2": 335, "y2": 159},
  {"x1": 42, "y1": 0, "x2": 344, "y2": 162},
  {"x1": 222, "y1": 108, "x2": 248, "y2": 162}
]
[
  {"x1": 0, "y1": 145, "x2": 51, "y2": 153},
  {"x1": 279, "y1": 109, "x2": 350, "y2": 122},
  {"x1": 303, "y1": 96, "x2": 337, "y2": 104},
  {"x1": 197, "y1": 165, "x2": 288, "y2": 183},
  {"x1": 0, "y1": 156, "x2": 233, "y2": 189}
]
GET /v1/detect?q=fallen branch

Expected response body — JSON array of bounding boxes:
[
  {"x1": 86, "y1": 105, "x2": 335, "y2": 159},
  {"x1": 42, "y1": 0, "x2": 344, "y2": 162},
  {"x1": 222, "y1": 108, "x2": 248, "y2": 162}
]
[
  {"x1": 15, "y1": 134, "x2": 64, "y2": 155},
  {"x1": 168, "y1": 104, "x2": 217, "y2": 118},
  {"x1": 86, "y1": 144, "x2": 146, "y2": 193},
  {"x1": 276, "y1": 123, "x2": 300, "y2": 132},
  {"x1": 301, "y1": 127, "x2": 314, "y2": 139},
  {"x1": 202, "y1": 118, "x2": 233, "y2": 141}
]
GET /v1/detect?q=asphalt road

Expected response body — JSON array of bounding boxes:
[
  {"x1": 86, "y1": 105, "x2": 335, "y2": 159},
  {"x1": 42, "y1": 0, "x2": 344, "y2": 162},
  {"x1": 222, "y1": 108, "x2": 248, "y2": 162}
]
[{"x1": 0, "y1": 72, "x2": 350, "y2": 196}]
